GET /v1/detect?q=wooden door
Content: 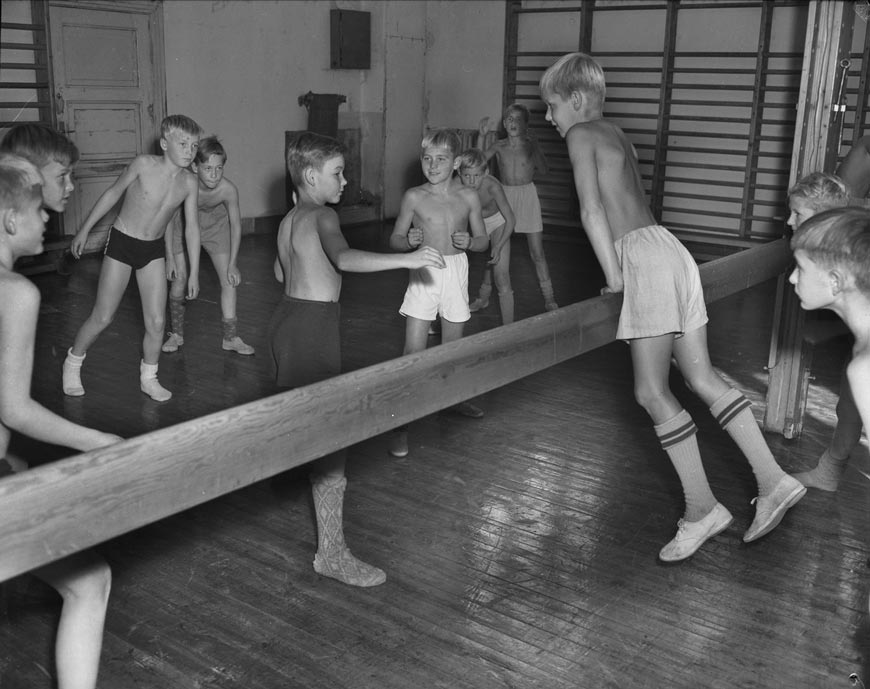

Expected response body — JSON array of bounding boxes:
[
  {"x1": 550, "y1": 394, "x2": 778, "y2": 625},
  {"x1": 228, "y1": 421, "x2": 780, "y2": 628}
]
[{"x1": 49, "y1": 0, "x2": 164, "y2": 250}]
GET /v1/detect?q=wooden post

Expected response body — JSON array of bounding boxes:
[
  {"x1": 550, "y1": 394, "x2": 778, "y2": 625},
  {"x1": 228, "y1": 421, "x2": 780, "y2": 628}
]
[{"x1": 764, "y1": 0, "x2": 854, "y2": 437}]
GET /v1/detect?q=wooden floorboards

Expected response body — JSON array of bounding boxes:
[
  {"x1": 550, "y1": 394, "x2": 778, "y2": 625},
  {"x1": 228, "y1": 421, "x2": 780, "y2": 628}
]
[{"x1": 1, "y1": 227, "x2": 868, "y2": 688}]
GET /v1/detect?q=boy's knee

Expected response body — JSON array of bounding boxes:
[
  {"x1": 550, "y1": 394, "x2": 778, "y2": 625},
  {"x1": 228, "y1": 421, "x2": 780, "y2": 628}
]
[
  {"x1": 144, "y1": 313, "x2": 166, "y2": 334},
  {"x1": 634, "y1": 383, "x2": 666, "y2": 412},
  {"x1": 90, "y1": 310, "x2": 115, "y2": 330},
  {"x1": 60, "y1": 560, "x2": 112, "y2": 605}
]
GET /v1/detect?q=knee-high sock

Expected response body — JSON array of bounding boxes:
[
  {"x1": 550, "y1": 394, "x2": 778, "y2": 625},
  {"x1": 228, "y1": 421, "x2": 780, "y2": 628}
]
[
  {"x1": 222, "y1": 317, "x2": 237, "y2": 341},
  {"x1": 168, "y1": 296, "x2": 185, "y2": 337},
  {"x1": 710, "y1": 388, "x2": 784, "y2": 495},
  {"x1": 654, "y1": 409, "x2": 717, "y2": 521}
]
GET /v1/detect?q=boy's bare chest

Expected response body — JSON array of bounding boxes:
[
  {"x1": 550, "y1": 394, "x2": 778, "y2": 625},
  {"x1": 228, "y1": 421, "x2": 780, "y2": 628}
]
[
  {"x1": 135, "y1": 174, "x2": 186, "y2": 207},
  {"x1": 415, "y1": 196, "x2": 467, "y2": 227}
]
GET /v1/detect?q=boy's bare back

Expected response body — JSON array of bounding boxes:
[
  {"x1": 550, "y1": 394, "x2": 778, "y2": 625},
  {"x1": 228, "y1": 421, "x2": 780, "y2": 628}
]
[
  {"x1": 567, "y1": 119, "x2": 656, "y2": 242},
  {"x1": 117, "y1": 154, "x2": 198, "y2": 240},
  {"x1": 402, "y1": 179, "x2": 481, "y2": 255},
  {"x1": 276, "y1": 204, "x2": 343, "y2": 302},
  {"x1": 477, "y1": 175, "x2": 504, "y2": 217}
]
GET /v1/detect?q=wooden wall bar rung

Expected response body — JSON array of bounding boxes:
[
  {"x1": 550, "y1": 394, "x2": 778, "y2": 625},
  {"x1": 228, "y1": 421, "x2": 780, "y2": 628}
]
[{"x1": 0, "y1": 240, "x2": 793, "y2": 583}]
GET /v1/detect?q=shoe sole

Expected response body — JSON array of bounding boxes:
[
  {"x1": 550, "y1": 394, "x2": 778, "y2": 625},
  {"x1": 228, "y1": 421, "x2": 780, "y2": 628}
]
[
  {"x1": 742, "y1": 484, "x2": 806, "y2": 543},
  {"x1": 659, "y1": 513, "x2": 734, "y2": 563},
  {"x1": 223, "y1": 347, "x2": 254, "y2": 355}
]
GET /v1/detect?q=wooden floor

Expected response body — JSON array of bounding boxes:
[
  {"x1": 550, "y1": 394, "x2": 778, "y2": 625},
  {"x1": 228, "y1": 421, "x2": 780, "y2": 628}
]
[{"x1": 1, "y1": 226, "x2": 868, "y2": 688}]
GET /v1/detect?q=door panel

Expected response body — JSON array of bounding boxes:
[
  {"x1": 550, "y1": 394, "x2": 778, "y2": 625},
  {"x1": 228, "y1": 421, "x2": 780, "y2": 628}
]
[{"x1": 49, "y1": 2, "x2": 162, "y2": 250}]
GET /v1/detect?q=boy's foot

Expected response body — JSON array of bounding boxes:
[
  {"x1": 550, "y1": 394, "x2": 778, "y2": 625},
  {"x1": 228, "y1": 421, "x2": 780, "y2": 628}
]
[
  {"x1": 389, "y1": 430, "x2": 409, "y2": 458},
  {"x1": 222, "y1": 336, "x2": 255, "y2": 355},
  {"x1": 793, "y1": 450, "x2": 846, "y2": 492},
  {"x1": 451, "y1": 401, "x2": 484, "y2": 418},
  {"x1": 659, "y1": 503, "x2": 733, "y2": 562},
  {"x1": 469, "y1": 296, "x2": 490, "y2": 312},
  {"x1": 544, "y1": 299, "x2": 559, "y2": 311},
  {"x1": 743, "y1": 474, "x2": 806, "y2": 542},
  {"x1": 62, "y1": 349, "x2": 85, "y2": 397},
  {"x1": 162, "y1": 333, "x2": 184, "y2": 353},
  {"x1": 313, "y1": 547, "x2": 386, "y2": 587},
  {"x1": 140, "y1": 377, "x2": 172, "y2": 402}
]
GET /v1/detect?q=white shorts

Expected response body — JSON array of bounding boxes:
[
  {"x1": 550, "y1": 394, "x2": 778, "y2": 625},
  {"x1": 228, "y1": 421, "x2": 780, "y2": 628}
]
[
  {"x1": 484, "y1": 211, "x2": 506, "y2": 235},
  {"x1": 400, "y1": 252, "x2": 469, "y2": 322}
]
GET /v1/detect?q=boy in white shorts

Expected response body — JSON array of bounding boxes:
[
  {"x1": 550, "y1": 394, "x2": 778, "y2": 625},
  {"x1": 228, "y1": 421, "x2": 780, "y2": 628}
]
[
  {"x1": 458, "y1": 148, "x2": 517, "y2": 325},
  {"x1": 388, "y1": 129, "x2": 489, "y2": 457}
]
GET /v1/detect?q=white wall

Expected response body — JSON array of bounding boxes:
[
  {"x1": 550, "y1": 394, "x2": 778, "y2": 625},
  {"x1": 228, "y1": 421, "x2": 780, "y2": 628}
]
[
  {"x1": 423, "y1": 0, "x2": 506, "y2": 131},
  {"x1": 162, "y1": 0, "x2": 505, "y2": 221}
]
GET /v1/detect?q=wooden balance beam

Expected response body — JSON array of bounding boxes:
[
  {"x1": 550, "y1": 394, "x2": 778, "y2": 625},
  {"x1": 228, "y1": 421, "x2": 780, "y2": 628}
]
[{"x1": 0, "y1": 238, "x2": 792, "y2": 582}]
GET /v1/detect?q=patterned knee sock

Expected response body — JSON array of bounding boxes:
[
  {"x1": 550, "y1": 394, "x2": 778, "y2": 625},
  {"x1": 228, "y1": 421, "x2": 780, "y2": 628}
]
[
  {"x1": 222, "y1": 317, "x2": 237, "y2": 341},
  {"x1": 710, "y1": 388, "x2": 785, "y2": 495},
  {"x1": 169, "y1": 297, "x2": 185, "y2": 337},
  {"x1": 654, "y1": 409, "x2": 717, "y2": 522}
]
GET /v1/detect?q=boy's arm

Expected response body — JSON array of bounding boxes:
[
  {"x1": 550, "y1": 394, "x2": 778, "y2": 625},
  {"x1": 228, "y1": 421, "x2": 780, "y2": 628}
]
[
  {"x1": 836, "y1": 135, "x2": 870, "y2": 200},
  {"x1": 465, "y1": 191, "x2": 489, "y2": 252},
  {"x1": 182, "y1": 175, "x2": 201, "y2": 299},
  {"x1": 567, "y1": 128, "x2": 623, "y2": 293},
  {"x1": 847, "y1": 355, "x2": 870, "y2": 431},
  {"x1": 0, "y1": 279, "x2": 120, "y2": 451},
  {"x1": 318, "y1": 209, "x2": 443, "y2": 272},
  {"x1": 477, "y1": 117, "x2": 497, "y2": 161},
  {"x1": 389, "y1": 192, "x2": 423, "y2": 250},
  {"x1": 70, "y1": 157, "x2": 141, "y2": 258},
  {"x1": 223, "y1": 180, "x2": 243, "y2": 286}
]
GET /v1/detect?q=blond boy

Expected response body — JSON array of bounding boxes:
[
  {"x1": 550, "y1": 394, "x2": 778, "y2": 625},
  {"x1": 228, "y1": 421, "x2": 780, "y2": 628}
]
[
  {"x1": 1, "y1": 153, "x2": 120, "y2": 689},
  {"x1": 458, "y1": 147, "x2": 517, "y2": 325},
  {"x1": 63, "y1": 115, "x2": 203, "y2": 402},
  {"x1": 540, "y1": 52, "x2": 802, "y2": 561},
  {"x1": 479, "y1": 104, "x2": 557, "y2": 311},
  {"x1": 790, "y1": 207, "x2": 870, "y2": 439},
  {"x1": 387, "y1": 128, "x2": 489, "y2": 457}
]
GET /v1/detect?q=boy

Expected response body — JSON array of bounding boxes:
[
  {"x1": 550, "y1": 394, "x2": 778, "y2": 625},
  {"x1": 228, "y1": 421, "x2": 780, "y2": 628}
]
[
  {"x1": 272, "y1": 132, "x2": 444, "y2": 586},
  {"x1": 785, "y1": 173, "x2": 861, "y2": 491},
  {"x1": 0, "y1": 123, "x2": 77, "y2": 214},
  {"x1": 0, "y1": 153, "x2": 120, "y2": 689},
  {"x1": 836, "y1": 135, "x2": 870, "y2": 200},
  {"x1": 163, "y1": 136, "x2": 254, "y2": 355},
  {"x1": 478, "y1": 104, "x2": 558, "y2": 312},
  {"x1": 388, "y1": 128, "x2": 489, "y2": 458},
  {"x1": 789, "y1": 207, "x2": 870, "y2": 437},
  {"x1": 539, "y1": 52, "x2": 803, "y2": 561},
  {"x1": 63, "y1": 115, "x2": 203, "y2": 402},
  {"x1": 458, "y1": 148, "x2": 517, "y2": 325}
]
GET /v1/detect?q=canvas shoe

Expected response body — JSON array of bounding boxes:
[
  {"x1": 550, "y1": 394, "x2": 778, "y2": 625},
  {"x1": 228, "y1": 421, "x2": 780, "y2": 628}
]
[
  {"x1": 743, "y1": 474, "x2": 806, "y2": 543},
  {"x1": 659, "y1": 503, "x2": 733, "y2": 562},
  {"x1": 162, "y1": 333, "x2": 184, "y2": 353},
  {"x1": 222, "y1": 336, "x2": 255, "y2": 355}
]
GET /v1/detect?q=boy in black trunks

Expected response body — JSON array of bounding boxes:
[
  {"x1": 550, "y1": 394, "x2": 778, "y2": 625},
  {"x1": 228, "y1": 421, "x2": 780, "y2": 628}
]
[{"x1": 63, "y1": 115, "x2": 203, "y2": 401}]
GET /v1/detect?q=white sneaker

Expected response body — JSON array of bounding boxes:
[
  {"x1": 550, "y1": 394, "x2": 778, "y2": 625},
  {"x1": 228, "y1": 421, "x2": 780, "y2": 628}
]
[
  {"x1": 659, "y1": 503, "x2": 733, "y2": 562},
  {"x1": 743, "y1": 474, "x2": 806, "y2": 542}
]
